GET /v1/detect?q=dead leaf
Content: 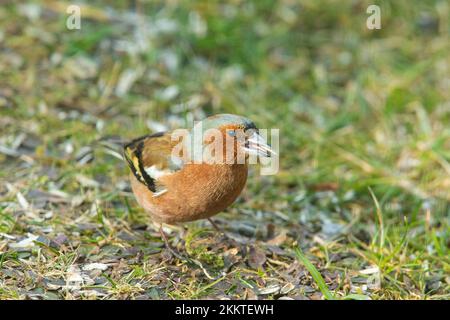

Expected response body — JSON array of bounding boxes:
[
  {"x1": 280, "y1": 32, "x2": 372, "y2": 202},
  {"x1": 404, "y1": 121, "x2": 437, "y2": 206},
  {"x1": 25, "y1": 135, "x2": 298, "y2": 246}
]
[
  {"x1": 266, "y1": 231, "x2": 287, "y2": 246},
  {"x1": 248, "y1": 246, "x2": 266, "y2": 269}
]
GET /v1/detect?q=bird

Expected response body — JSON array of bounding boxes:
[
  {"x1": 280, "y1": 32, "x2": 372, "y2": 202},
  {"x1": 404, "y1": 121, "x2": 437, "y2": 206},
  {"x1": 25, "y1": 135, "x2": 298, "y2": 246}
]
[{"x1": 123, "y1": 114, "x2": 275, "y2": 253}]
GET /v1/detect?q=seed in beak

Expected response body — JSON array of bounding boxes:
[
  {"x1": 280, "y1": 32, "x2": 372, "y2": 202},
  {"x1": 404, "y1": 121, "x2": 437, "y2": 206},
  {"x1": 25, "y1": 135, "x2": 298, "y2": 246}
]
[{"x1": 243, "y1": 132, "x2": 276, "y2": 158}]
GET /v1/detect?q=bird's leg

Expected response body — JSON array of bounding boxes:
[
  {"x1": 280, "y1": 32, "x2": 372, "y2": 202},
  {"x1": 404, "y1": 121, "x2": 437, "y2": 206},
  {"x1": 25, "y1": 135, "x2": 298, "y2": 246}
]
[
  {"x1": 207, "y1": 218, "x2": 245, "y2": 275},
  {"x1": 207, "y1": 218, "x2": 223, "y2": 233},
  {"x1": 159, "y1": 224, "x2": 186, "y2": 261},
  {"x1": 159, "y1": 224, "x2": 217, "y2": 280},
  {"x1": 208, "y1": 218, "x2": 233, "y2": 240}
]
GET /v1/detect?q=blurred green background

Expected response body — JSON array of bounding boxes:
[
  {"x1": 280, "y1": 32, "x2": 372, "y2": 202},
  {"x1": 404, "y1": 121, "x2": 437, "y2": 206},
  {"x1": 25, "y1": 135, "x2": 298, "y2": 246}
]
[{"x1": 0, "y1": 0, "x2": 449, "y2": 299}]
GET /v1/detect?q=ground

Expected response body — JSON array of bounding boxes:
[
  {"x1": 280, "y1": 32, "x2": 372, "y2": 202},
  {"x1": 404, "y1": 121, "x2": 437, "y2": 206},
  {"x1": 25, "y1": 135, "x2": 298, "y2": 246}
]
[{"x1": 0, "y1": 0, "x2": 449, "y2": 300}]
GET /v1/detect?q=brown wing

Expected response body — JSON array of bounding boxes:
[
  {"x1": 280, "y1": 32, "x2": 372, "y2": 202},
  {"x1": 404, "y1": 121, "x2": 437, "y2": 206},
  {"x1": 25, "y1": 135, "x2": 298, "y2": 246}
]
[{"x1": 124, "y1": 131, "x2": 184, "y2": 194}]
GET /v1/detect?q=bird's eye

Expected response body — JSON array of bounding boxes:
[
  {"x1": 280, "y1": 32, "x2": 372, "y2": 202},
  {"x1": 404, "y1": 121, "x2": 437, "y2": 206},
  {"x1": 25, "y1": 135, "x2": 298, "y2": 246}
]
[{"x1": 227, "y1": 130, "x2": 236, "y2": 137}]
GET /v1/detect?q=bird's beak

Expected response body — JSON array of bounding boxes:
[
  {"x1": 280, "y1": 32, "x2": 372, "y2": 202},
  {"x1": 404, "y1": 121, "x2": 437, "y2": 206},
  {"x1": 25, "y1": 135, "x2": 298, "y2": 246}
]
[{"x1": 243, "y1": 131, "x2": 276, "y2": 158}]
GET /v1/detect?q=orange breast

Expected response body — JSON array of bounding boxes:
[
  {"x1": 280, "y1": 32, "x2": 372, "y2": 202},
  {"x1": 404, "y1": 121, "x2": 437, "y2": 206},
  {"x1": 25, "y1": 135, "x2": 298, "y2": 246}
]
[{"x1": 130, "y1": 163, "x2": 248, "y2": 224}]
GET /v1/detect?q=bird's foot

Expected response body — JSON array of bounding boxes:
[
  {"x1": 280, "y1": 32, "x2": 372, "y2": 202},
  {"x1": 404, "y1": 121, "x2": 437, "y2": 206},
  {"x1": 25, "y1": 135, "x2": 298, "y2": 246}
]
[{"x1": 159, "y1": 224, "x2": 219, "y2": 280}]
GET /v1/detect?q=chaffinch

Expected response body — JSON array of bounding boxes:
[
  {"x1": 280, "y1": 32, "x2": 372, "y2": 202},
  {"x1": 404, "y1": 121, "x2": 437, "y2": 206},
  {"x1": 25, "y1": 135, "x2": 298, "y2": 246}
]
[{"x1": 124, "y1": 114, "x2": 274, "y2": 229}]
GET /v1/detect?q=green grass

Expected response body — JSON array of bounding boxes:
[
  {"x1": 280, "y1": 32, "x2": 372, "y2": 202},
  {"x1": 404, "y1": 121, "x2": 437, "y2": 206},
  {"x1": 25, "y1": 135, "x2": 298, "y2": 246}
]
[
  {"x1": 0, "y1": 0, "x2": 449, "y2": 300},
  {"x1": 295, "y1": 247, "x2": 336, "y2": 300}
]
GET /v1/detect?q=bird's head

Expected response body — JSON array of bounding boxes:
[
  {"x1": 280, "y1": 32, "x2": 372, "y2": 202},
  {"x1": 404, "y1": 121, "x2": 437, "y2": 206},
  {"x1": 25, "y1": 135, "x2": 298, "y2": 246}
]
[{"x1": 200, "y1": 114, "x2": 275, "y2": 159}]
